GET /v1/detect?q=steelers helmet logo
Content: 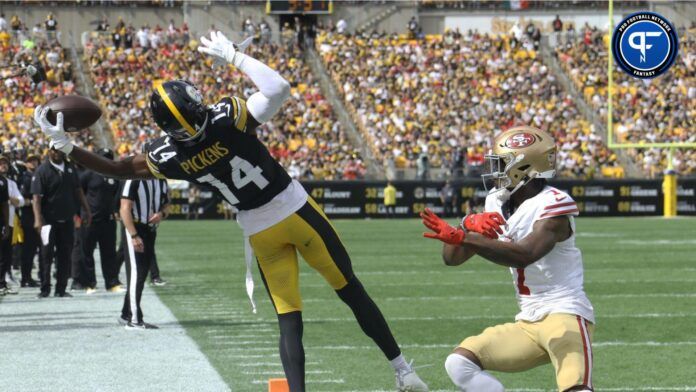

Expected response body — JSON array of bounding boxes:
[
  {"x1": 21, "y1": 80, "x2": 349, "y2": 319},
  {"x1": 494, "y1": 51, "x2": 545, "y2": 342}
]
[
  {"x1": 504, "y1": 133, "x2": 536, "y2": 149},
  {"x1": 612, "y1": 12, "x2": 678, "y2": 79},
  {"x1": 185, "y1": 85, "x2": 203, "y2": 104}
]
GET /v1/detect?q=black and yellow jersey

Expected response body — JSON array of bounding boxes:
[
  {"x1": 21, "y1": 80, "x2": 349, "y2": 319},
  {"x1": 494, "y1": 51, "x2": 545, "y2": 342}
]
[{"x1": 144, "y1": 96, "x2": 291, "y2": 211}]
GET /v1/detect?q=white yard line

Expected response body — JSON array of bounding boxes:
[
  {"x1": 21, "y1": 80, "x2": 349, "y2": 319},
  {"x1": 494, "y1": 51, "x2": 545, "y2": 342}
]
[{"x1": 0, "y1": 273, "x2": 229, "y2": 391}]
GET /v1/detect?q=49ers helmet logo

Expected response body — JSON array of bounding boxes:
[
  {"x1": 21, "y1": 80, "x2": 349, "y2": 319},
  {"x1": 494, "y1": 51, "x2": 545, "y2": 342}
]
[{"x1": 504, "y1": 133, "x2": 536, "y2": 149}]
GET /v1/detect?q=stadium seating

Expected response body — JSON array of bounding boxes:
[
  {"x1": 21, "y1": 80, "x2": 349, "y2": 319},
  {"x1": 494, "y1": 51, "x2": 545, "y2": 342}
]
[
  {"x1": 84, "y1": 28, "x2": 365, "y2": 180},
  {"x1": 0, "y1": 31, "x2": 90, "y2": 156},
  {"x1": 317, "y1": 29, "x2": 623, "y2": 178},
  {"x1": 555, "y1": 30, "x2": 695, "y2": 177}
]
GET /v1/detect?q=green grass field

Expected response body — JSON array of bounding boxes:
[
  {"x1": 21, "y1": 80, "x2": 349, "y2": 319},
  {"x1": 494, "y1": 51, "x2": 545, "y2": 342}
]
[{"x1": 153, "y1": 217, "x2": 696, "y2": 391}]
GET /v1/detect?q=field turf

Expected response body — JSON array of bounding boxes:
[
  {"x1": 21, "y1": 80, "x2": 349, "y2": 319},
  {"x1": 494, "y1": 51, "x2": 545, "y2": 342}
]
[{"x1": 153, "y1": 217, "x2": 696, "y2": 391}]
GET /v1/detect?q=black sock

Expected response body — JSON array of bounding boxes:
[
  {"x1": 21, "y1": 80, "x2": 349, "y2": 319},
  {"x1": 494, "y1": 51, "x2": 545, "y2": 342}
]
[
  {"x1": 336, "y1": 276, "x2": 401, "y2": 360},
  {"x1": 278, "y1": 311, "x2": 305, "y2": 391}
]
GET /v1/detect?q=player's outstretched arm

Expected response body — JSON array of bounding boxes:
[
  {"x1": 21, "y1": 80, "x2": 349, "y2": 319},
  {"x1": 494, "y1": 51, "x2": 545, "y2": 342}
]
[
  {"x1": 198, "y1": 31, "x2": 290, "y2": 126},
  {"x1": 463, "y1": 216, "x2": 571, "y2": 268},
  {"x1": 71, "y1": 146, "x2": 154, "y2": 179},
  {"x1": 34, "y1": 106, "x2": 154, "y2": 179}
]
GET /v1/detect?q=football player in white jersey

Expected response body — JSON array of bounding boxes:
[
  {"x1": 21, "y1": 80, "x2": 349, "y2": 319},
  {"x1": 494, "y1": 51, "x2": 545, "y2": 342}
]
[{"x1": 421, "y1": 126, "x2": 594, "y2": 392}]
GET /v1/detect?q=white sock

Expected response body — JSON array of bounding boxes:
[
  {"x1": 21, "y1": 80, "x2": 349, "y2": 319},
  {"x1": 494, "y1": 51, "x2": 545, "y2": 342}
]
[
  {"x1": 390, "y1": 353, "x2": 410, "y2": 371},
  {"x1": 445, "y1": 353, "x2": 504, "y2": 391}
]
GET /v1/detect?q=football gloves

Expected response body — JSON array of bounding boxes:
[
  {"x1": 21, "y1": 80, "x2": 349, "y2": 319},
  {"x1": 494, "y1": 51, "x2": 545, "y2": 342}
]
[
  {"x1": 462, "y1": 212, "x2": 506, "y2": 239},
  {"x1": 421, "y1": 208, "x2": 466, "y2": 245},
  {"x1": 33, "y1": 105, "x2": 73, "y2": 154},
  {"x1": 198, "y1": 31, "x2": 253, "y2": 68}
]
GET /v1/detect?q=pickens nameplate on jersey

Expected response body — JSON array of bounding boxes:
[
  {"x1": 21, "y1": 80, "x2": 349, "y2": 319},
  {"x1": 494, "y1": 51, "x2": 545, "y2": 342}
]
[{"x1": 145, "y1": 97, "x2": 291, "y2": 211}]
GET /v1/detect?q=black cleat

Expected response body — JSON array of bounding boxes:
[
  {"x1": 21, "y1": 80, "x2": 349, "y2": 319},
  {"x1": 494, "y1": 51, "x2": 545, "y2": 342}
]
[
  {"x1": 21, "y1": 279, "x2": 40, "y2": 288},
  {"x1": 37, "y1": 292, "x2": 50, "y2": 299},
  {"x1": 54, "y1": 292, "x2": 73, "y2": 298},
  {"x1": 117, "y1": 316, "x2": 129, "y2": 326},
  {"x1": 151, "y1": 278, "x2": 167, "y2": 286}
]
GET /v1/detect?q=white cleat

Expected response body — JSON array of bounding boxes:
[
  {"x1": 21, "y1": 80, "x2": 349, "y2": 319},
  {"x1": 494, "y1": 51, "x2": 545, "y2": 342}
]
[{"x1": 395, "y1": 362, "x2": 429, "y2": 391}]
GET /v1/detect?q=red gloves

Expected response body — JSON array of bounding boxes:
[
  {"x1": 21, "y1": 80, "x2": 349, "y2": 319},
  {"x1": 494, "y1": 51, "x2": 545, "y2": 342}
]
[
  {"x1": 462, "y1": 212, "x2": 506, "y2": 239},
  {"x1": 421, "y1": 208, "x2": 465, "y2": 245}
]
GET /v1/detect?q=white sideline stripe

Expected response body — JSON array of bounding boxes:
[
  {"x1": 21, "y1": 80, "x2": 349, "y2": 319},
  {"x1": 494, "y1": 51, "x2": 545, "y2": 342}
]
[
  {"x1": 0, "y1": 261, "x2": 230, "y2": 391},
  {"x1": 242, "y1": 370, "x2": 333, "y2": 375},
  {"x1": 215, "y1": 340, "x2": 277, "y2": 345},
  {"x1": 209, "y1": 334, "x2": 274, "y2": 339},
  {"x1": 618, "y1": 239, "x2": 696, "y2": 245},
  {"x1": 238, "y1": 361, "x2": 318, "y2": 368},
  {"x1": 252, "y1": 379, "x2": 346, "y2": 385},
  {"x1": 235, "y1": 354, "x2": 274, "y2": 359},
  {"x1": 238, "y1": 363, "x2": 283, "y2": 367}
]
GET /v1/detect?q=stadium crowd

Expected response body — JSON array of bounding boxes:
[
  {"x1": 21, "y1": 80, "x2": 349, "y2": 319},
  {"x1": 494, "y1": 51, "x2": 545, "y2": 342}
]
[
  {"x1": 0, "y1": 26, "x2": 92, "y2": 160},
  {"x1": 84, "y1": 24, "x2": 365, "y2": 180},
  {"x1": 555, "y1": 27, "x2": 696, "y2": 177},
  {"x1": 317, "y1": 27, "x2": 623, "y2": 179}
]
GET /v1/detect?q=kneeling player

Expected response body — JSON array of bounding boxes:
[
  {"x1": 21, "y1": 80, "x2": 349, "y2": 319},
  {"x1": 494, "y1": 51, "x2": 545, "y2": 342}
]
[
  {"x1": 421, "y1": 126, "x2": 594, "y2": 392},
  {"x1": 34, "y1": 32, "x2": 427, "y2": 391}
]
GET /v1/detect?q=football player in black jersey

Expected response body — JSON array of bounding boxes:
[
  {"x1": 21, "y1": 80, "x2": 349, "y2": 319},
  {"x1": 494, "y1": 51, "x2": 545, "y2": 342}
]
[{"x1": 34, "y1": 31, "x2": 428, "y2": 391}]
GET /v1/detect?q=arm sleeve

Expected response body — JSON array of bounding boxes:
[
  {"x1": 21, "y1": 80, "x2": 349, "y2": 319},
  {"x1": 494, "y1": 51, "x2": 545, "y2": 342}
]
[
  {"x1": 236, "y1": 54, "x2": 291, "y2": 124},
  {"x1": 121, "y1": 179, "x2": 138, "y2": 200},
  {"x1": 30, "y1": 171, "x2": 43, "y2": 196}
]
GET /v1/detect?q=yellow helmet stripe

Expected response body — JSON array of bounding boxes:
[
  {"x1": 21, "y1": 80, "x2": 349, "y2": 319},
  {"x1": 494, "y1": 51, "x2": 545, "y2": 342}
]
[{"x1": 156, "y1": 84, "x2": 197, "y2": 137}]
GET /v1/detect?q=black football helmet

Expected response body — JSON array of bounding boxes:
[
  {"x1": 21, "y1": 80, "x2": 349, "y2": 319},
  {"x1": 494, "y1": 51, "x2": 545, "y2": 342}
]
[{"x1": 150, "y1": 80, "x2": 208, "y2": 142}]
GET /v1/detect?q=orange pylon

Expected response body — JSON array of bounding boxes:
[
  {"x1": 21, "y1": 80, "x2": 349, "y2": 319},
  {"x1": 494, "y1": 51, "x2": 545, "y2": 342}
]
[{"x1": 268, "y1": 378, "x2": 289, "y2": 392}]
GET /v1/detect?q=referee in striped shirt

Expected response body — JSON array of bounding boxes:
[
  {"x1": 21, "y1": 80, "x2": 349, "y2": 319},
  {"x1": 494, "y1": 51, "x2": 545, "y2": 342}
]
[{"x1": 119, "y1": 178, "x2": 169, "y2": 329}]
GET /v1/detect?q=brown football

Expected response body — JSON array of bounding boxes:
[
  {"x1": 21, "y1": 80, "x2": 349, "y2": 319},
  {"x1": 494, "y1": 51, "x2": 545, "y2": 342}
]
[{"x1": 45, "y1": 95, "x2": 102, "y2": 132}]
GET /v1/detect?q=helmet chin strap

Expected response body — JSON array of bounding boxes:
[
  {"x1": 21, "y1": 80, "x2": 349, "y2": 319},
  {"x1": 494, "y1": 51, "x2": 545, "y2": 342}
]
[
  {"x1": 176, "y1": 113, "x2": 208, "y2": 142},
  {"x1": 506, "y1": 172, "x2": 539, "y2": 200}
]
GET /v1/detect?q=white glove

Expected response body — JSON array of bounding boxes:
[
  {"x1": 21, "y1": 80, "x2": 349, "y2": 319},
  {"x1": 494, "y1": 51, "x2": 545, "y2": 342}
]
[
  {"x1": 33, "y1": 105, "x2": 73, "y2": 154},
  {"x1": 197, "y1": 31, "x2": 253, "y2": 68}
]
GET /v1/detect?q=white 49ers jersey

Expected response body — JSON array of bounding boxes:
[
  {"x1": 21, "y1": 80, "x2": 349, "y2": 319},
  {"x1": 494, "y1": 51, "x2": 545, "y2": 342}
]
[{"x1": 484, "y1": 186, "x2": 595, "y2": 323}]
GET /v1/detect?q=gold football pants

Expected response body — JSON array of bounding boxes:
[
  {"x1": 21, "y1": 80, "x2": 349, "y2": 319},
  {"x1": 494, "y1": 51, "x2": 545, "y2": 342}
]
[
  {"x1": 249, "y1": 198, "x2": 353, "y2": 314},
  {"x1": 459, "y1": 313, "x2": 594, "y2": 391}
]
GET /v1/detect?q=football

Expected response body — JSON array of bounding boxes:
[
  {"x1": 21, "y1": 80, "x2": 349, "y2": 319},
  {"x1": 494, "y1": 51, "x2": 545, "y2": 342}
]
[{"x1": 45, "y1": 95, "x2": 102, "y2": 132}]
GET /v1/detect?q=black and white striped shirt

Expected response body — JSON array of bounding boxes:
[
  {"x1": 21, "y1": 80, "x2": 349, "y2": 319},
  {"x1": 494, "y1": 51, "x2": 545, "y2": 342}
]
[{"x1": 120, "y1": 179, "x2": 169, "y2": 224}]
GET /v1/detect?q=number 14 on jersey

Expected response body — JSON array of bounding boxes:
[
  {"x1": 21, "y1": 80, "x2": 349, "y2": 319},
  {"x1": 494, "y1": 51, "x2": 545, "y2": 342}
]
[{"x1": 197, "y1": 156, "x2": 269, "y2": 207}]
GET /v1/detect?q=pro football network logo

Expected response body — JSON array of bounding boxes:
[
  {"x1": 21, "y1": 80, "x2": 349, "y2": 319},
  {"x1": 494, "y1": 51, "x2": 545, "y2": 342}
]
[{"x1": 612, "y1": 11, "x2": 678, "y2": 79}]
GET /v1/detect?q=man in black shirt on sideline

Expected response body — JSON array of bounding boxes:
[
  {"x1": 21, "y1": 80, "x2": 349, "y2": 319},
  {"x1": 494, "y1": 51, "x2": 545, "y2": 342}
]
[
  {"x1": 31, "y1": 149, "x2": 91, "y2": 298},
  {"x1": 19, "y1": 153, "x2": 41, "y2": 287},
  {"x1": 80, "y1": 149, "x2": 123, "y2": 293},
  {"x1": 0, "y1": 173, "x2": 10, "y2": 295}
]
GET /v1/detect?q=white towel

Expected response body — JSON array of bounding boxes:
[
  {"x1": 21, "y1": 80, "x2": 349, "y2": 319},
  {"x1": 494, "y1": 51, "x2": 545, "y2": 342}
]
[{"x1": 243, "y1": 236, "x2": 257, "y2": 314}]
